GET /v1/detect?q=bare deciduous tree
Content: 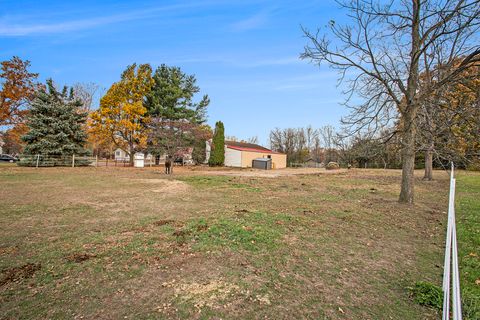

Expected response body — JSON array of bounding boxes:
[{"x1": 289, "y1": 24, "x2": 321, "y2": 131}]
[
  {"x1": 270, "y1": 126, "x2": 335, "y2": 165},
  {"x1": 319, "y1": 125, "x2": 337, "y2": 163},
  {"x1": 417, "y1": 61, "x2": 480, "y2": 179},
  {"x1": 302, "y1": 0, "x2": 480, "y2": 203},
  {"x1": 270, "y1": 127, "x2": 305, "y2": 165},
  {"x1": 225, "y1": 135, "x2": 260, "y2": 144},
  {"x1": 73, "y1": 82, "x2": 102, "y2": 111},
  {"x1": 247, "y1": 136, "x2": 259, "y2": 144}
]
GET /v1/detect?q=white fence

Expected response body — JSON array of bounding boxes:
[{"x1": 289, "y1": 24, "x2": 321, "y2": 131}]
[
  {"x1": 18, "y1": 155, "x2": 158, "y2": 168},
  {"x1": 442, "y1": 163, "x2": 462, "y2": 320}
]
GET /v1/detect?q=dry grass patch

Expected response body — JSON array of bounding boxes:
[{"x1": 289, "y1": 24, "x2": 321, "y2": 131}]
[
  {"x1": 1, "y1": 263, "x2": 41, "y2": 286},
  {"x1": 0, "y1": 166, "x2": 457, "y2": 319}
]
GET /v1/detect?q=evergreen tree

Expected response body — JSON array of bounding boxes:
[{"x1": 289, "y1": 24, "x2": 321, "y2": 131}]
[
  {"x1": 21, "y1": 79, "x2": 89, "y2": 165},
  {"x1": 208, "y1": 121, "x2": 225, "y2": 166},
  {"x1": 144, "y1": 64, "x2": 209, "y2": 124},
  {"x1": 191, "y1": 124, "x2": 213, "y2": 164},
  {"x1": 145, "y1": 64, "x2": 211, "y2": 161}
]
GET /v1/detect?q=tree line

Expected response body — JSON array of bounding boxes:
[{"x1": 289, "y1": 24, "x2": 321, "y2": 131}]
[
  {"x1": 301, "y1": 0, "x2": 480, "y2": 203},
  {"x1": 1, "y1": 51, "x2": 478, "y2": 176},
  {"x1": 1, "y1": 0, "x2": 479, "y2": 202},
  {"x1": 0, "y1": 58, "x2": 229, "y2": 169},
  {"x1": 269, "y1": 125, "x2": 337, "y2": 166},
  {"x1": 270, "y1": 118, "x2": 479, "y2": 176}
]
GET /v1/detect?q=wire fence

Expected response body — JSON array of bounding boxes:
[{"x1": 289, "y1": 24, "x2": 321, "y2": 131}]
[
  {"x1": 18, "y1": 155, "x2": 160, "y2": 168},
  {"x1": 442, "y1": 163, "x2": 462, "y2": 320},
  {"x1": 14, "y1": 155, "x2": 467, "y2": 317},
  {"x1": 289, "y1": 162, "x2": 325, "y2": 168},
  {"x1": 93, "y1": 157, "x2": 158, "y2": 167}
]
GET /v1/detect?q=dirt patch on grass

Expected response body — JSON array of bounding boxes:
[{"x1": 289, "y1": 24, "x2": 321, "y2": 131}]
[
  {"x1": 152, "y1": 219, "x2": 176, "y2": 226},
  {"x1": 65, "y1": 253, "x2": 97, "y2": 263},
  {"x1": 173, "y1": 279, "x2": 240, "y2": 309},
  {"x1": 1, "y1": 263, "x2": 41, "y2": 286},
  {"x1": 172, "y1": 229, "x2": 191, "y2": 237},
  {"x1": 235, "y1": 208, "x2": 251, "y2": 213},
  {"x1": 197, "y1": 167, "x2": 347, "y2": 178},
  {"x1": 0, "y1": 246, "x2": 18, "y2": 255},
  {"x1": 116, "y1": 178, "x2": 191, "y2": 194}
]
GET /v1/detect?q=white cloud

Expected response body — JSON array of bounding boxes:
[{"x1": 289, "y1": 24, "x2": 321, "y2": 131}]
[
  {"x1": 0, "y1": 2, "x2": 210, "y2": 36},
  {"x1": 0, "y1": 15, "x2": 127, "y2": 36},
  {"x1": 202, "y1": 72, "x2": 340, "y2": 92},
  {"x1": 244, "y1": 57, "x2": 301, "y2": 67},
  {"x1": 166, "y1": 56, "x2": 300, "y2": 68},
  {"x1": 230, "y1": 12, "x2": 269, "y2": 32}
]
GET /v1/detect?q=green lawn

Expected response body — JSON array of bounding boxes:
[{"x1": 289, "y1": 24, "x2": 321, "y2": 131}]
[
  {"x1": 0, "y1": 166, "x2": 475, "y2": 319},
  {"x1": 456, "y1": 172, "x2": 480, "y2": 319}
]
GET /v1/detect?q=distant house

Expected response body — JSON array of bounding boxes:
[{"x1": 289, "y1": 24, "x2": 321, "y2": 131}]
[
  {"x1": 0, "y1": 136, "x2": 4, "y2": 154},
  {"x1": 114, "y1": 148, "x2": 129, "y2": 161},
  {"x1": 303, "y1": 158, "x2": 324, "y2": 168},
  {"x1": 114, "y1": 149, "x2": 156, "y2": 163},
  {"x1": 114, "y1": 148, "x2": 194, "y2": 165},
  {"x1": 206, "y1": 140, "x2": 287, "y2": 169},
  {"x1": 174, "y1": 147, "x2": 194, "y2": 165}
]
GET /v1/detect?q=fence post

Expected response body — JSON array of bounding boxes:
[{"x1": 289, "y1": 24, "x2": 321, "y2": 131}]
[
  {"x1": 442, "y1": 162, "x2": 462, "y2": 320},
  {"x1": 72, "y1": 154, "x2": 75, "y2": 168},
  {"x1": 95, "y1": 155, "x2": 98, "y2": 167},
  {"x1": 36, "y1": 154, "x2": 40, "y2": 168}
]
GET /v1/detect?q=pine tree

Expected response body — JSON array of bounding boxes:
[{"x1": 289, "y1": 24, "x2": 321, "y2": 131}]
[
  {"x1": 208, "y1": 121, "x2": 225, "y2": 166},
  {"x1": 144, "y1": 64, "x2": 210, "y2": 162},
  {"x1": 21, "y1": 79, "x2": 89, "y2": 166},
  {"x1": 144, "y1": 64, "x2": 209, "y2": 124}
]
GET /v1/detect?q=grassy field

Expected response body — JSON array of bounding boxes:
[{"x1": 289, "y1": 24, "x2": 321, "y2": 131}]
[
  {"x1": 455, "y1": 172, "x2": 480, "y2": 319},
  {"x1": 0, "y1": 165, "x2": 477, "y2": 319}
]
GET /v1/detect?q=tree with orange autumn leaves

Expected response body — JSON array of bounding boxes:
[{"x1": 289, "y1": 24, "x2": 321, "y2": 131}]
[
  {"x1": 417, "y1": 60, "x2": 480, "y2": 178},
  {"x1": 0, "y1": 57, "x2": 39, "y2": 126},
  {"x1": 1, "y1": 123, "x2": 28, "y2": 155},
  {"x1": 89, "y1": 64, "x2": 154, "y2": 164},
  {"x1": 0, "y1": 57, "x2": 39, "y2": 155},
  {"x1": 438, "y1": 64, "x2": 479, "y2": 168}
]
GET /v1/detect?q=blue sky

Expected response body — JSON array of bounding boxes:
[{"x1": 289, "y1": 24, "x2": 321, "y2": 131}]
[{"x1": 1, "y1": 0, "x2": 349, "y2": 145}]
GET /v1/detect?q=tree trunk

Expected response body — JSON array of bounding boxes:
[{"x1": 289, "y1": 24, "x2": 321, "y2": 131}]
[
  {"x1": 129, "y1": 143, "x2": 134, "y2": 165},
  {"x1": 423, "y1": 146, "x2": 433, "y2": 181},
  {"x1": 399, "y1": 137, "x2": 416, "y2": 203},
  {"x1": 399, "y1": 0, "x2": 420, "y2": 204},
  {"x1": 399, "y1": 109, "x2": 417, "y2": 203}
]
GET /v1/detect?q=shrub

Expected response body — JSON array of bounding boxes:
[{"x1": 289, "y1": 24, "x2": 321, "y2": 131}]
[
  {"x1": 462, "y1": 289, "x2": 480, "y2": 320},
  {"x1": 410, "y1": 281, "x2": 443, "y2": 309},
  {"x1": 208, "y1": 121, "x2": 225, "y2": 166},
  {"x1": 410, "y1": 281, "x2": 479, "y2": 319},
  {"x1": 326, "y1": 161, "x2": 340, "y2": 170},
  {"x1": 466, "y1": 159, "x2": 480, "y2": 171}
]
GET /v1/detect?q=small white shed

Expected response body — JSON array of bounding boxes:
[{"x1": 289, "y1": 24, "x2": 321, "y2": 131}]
[{"x1": 114, "y1": 148, "x2": 129, "y2": 161}]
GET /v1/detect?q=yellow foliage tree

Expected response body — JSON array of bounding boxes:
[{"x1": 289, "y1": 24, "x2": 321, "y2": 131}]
[
  {"x1": 89, "y1": 64, "x2": 153, "y2": 164},
  {"x1": 443, "y1": 64, "x2": 480, "y2": 169},
  {"x1": 417, "y1": 60, "x2": 480, "y2": 176}
]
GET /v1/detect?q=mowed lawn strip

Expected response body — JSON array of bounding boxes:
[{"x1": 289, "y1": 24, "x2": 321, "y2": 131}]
[
  {"x1": 456, "y1": 172, "x2": 480, "y2": 319},
  {"x1": 0, "y1": 166, "x2": 457, "y2": 319}
]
